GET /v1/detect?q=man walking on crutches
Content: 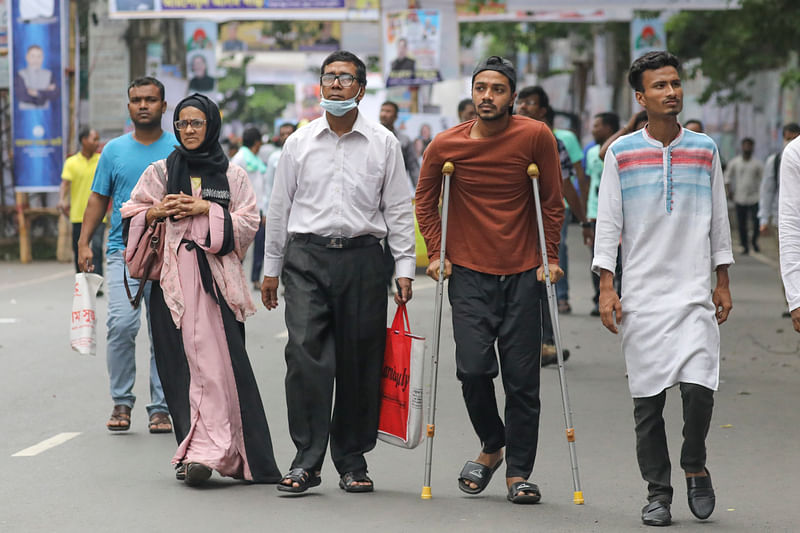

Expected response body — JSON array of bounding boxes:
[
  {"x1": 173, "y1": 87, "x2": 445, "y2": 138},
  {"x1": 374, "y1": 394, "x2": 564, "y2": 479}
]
[{"x1": 416, "y1": 56, "x2": 564, "y2": 504}]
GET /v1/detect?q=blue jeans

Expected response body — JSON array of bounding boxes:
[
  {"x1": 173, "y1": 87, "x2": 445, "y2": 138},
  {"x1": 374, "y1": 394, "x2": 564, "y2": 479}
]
[
  {"x1": 106, "y1": 250, "x2": 167, "y2": 415},
  {"x1": 555, "y1": 207, "x2": 569, "y2": 302}
]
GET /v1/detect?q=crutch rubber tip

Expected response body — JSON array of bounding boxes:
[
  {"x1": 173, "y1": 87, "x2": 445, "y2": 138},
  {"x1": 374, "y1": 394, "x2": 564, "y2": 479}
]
[
  {"x1": 421, "y1": 486, "x2": 432, "y2": 499},
  {"x1": 442, "y1": 161, "x2": 454, "y2": 175},
  {"x1": 573, "y1": 491, "x2": 585, "y2": 505},
  {"x1": 527, "y1": 163, "x2": 540, "y2": 179}
]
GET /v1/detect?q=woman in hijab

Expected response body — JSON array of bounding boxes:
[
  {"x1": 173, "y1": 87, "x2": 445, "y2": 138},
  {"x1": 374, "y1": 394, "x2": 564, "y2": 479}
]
[{"x1": 121, "y1": 94, "x2": 281, "y2": 487}]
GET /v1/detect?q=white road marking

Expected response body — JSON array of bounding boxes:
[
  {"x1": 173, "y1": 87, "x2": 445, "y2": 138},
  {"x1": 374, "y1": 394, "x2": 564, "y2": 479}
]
[
  {"x1": 0, "y1": 318, "x2": 18, "y2": 324},
  {"x1": 275, "y1": 330, "x2": 289, "y2": 339},
  {"x1": 12, "y1": 432, "x2": 81, "y2": 457},
  {"x1": 0, "y1": 269, "x2": 74, "y2": 292}
]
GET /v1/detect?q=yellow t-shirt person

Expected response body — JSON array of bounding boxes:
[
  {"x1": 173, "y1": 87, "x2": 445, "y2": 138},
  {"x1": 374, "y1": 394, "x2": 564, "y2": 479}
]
[{"x1": 61, "y1": 152, "x2": 104, "y2": 223}]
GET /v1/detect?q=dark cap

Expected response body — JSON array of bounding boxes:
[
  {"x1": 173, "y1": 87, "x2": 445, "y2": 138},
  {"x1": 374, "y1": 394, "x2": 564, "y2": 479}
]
[{"x1": 472, "y1": 56, "x2": 516, "y2": 93}]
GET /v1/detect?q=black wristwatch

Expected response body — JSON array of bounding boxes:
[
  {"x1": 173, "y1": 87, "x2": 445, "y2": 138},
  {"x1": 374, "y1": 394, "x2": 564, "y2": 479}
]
[{"x1": 580, "y1": 221, "x2": 592, "y2": 228}]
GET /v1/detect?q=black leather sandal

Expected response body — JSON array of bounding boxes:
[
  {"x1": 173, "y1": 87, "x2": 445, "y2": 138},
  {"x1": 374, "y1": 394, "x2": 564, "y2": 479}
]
[
  {"x1": 276, "y1": 468, "x2": 321, "y2": 493},
  {"x1": 339, "y1": 470, "x2": 374, "y2": 493},
  {"x1": 458, "y1": 458, "x2": 503, "y2": 495}
]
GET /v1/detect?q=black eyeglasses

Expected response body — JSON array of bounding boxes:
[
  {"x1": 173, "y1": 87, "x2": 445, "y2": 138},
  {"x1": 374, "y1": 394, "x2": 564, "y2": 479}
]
[
  {"x1": 174, "y1": 119, "x2": 207, "y2": 130},
  {"x1": 320, "y1": 73, "x2": 358, "y2": 87}
]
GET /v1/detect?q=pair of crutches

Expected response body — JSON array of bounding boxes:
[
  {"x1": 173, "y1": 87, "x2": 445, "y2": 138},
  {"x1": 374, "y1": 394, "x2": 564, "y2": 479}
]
[{"x1": 421, "y1": 162, "x2": 584, "y2": 505}]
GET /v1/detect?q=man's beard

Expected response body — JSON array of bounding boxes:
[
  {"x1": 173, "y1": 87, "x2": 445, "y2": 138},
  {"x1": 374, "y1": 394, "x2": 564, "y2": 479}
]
[
  {"x1": 479, "y1": 107, "x2": 509, "y2": 122},
  {"x1": 133, "y1": 116, "x2": 161, "y2": 129}
]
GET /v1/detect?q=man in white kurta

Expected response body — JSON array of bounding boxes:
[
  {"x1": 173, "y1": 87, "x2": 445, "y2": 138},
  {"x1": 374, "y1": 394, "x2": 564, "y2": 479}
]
[
  {"x1": 779, "y1": 135, "x2": 800, "y2": 331},
  {"x1": 593, "y1": 51, "x2": 733, "y2": 527}
]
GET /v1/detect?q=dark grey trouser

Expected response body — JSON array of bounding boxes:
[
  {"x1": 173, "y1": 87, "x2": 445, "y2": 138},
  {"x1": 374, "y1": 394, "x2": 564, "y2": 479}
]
[
  {"x1": 633, "y1": 383, "x2": 714, "y2": 504},
  {"x1": 282, "y1": 237, "x2": 386, "y2": 475},
  {"x1": 448, "y1": 264, "x2": 543, "y2": 479}
]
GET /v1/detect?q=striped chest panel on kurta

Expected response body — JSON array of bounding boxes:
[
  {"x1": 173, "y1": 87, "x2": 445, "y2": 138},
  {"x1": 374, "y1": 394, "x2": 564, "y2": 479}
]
[{"x1": 613, "y1": 131, "x2": 716, "y2": 218}]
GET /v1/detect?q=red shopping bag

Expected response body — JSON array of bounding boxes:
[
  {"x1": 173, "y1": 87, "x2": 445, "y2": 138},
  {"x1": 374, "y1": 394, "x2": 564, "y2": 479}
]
[{"x1": 378, "y1": 304, "x2": 425, "y2": 449}]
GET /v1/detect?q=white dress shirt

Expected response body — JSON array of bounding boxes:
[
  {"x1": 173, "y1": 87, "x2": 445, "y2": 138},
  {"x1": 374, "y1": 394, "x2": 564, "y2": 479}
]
[
  {"x1": 264, "y1": 111, "x2": 416, "y2": 279},
  {"x1": 779, "y1": 136, "x2": 800, "y2": 311}
]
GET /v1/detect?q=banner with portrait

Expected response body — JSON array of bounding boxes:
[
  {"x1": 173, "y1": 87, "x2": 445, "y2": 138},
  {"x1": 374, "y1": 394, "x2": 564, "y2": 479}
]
[
  {"x1": 185, "y1": 20, "x2": 217, "y2": 95},
  {"x1": 10, "y1": 0, "x2": 66, "y2": 191},
  {"x1": 384, "y1": 9, "x2": 442, "y2": 87}
]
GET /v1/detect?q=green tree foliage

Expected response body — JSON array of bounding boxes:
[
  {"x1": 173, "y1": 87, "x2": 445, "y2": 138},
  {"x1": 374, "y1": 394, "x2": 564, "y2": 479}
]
[
  {"x1": 217, "y1": 55, "x2": 295, "y2": 128},
  {"x1": 667, "y1": 0, "x2": 800, "y2": 104}
]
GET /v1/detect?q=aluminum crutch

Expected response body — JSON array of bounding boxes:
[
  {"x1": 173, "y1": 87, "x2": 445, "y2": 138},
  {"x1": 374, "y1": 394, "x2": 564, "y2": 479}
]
[
  {"x1": 421, "y1": 161, "x2": 454, "y2": 500},
  {"x1": 527, "y1": 163, "x2": 585, "y2": 505}
]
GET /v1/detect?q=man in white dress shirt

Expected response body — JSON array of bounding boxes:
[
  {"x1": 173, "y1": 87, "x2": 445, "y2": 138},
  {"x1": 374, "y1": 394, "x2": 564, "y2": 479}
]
[
  {"x1": 593, "y1": 51, "x2": 733, "y2": 527},
  {"x1": 779, "y1": 135, "x2": 800, "y2": 332},
  {"x1": 262, "y1": 51, "x2": 416, "y2": 494}
]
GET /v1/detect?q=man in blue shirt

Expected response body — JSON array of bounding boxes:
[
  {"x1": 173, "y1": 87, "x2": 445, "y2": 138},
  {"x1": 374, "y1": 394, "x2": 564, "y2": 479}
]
[{"x1": 77, "y1": 77, "x2": 178, "y2": 435}]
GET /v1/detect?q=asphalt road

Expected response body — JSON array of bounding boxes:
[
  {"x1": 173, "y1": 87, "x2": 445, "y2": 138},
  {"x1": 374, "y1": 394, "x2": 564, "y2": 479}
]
[{"x1": 0, "y1": 227, "x2": 798, "y2": 532}]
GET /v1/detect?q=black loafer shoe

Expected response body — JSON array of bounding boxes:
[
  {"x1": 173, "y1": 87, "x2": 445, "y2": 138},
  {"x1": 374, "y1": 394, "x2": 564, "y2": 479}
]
[
  {"x1": 641, "y1": 500, "x2": 672, "y2": 527},
  {"x1": 687, "y1": 469, "x2": 715, "y2": 519},
  {"x1": 184, "y1": 462, "x2": 212, "y2": 486}
]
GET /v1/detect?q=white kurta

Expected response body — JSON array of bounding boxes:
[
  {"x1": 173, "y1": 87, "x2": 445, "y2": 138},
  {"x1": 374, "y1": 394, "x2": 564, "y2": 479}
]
[
  {"x1": 592, "y1": 127, "x2": 734, "y2": 398},
  {"x1": 779, "y1": 136, "x2": 800, "y2": 311}
]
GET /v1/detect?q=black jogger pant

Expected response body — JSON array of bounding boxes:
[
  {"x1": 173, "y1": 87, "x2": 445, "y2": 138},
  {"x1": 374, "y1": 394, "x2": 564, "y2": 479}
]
[
  {"x1": 448, "y1": 264, "x2": 543, "y2": 479},
  {"x1": 633, "y1": 383, "x2": 715, "y2": 504},
  {"x1": 281, "y1": 236, "x2": 386, "y2": 476}
]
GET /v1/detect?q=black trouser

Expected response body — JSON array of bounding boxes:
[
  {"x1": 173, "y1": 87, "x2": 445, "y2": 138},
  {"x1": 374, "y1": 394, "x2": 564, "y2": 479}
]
[
  {"x1": 72, "y1": 222, "x2": 105, "y2": 275},
  {"x1": 633, "y1": 383, "x2": 714, "y2": 504},
  {"x1": 448, "y1": 264, "x2": 542, "y2": 479},
  {"x1": 281, "y1": 236, "x2": 386, "y2": 475},
  {"x1": 735, "y1": 203, "x2": 759, "y2": 252},
  {"x1": 250, "y1": 219, "x2": 265, "y2": 283}
]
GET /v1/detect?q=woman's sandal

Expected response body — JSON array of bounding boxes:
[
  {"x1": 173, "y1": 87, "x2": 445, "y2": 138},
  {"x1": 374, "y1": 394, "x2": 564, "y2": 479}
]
[
  {"x1": 339, "y1": 470, "x2": 374, "y2": 493},
  {"x1": 276, "y1": 468, "x2": 321, "y2": 493},
  {"x1": 507, "y1": 481, "x2": 541, "y2": 504},
  {"x1": 457, "y1": 458, "x2": 504, "y2": 495},
  {"x1": 106, "y1": 405, "x2": 131, "y2": 432}
]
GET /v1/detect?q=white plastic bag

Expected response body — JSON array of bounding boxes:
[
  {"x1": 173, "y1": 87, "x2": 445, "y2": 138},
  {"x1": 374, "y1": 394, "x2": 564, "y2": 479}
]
[{"x1": 70, "y1": 273, "x2": 104, "y2": 355}]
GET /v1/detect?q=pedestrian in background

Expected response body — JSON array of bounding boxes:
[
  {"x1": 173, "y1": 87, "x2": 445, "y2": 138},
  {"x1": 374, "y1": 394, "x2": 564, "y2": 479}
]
[
  {"x1": 457, "y1": 98, "x2": 477, "y2": 122},
  {"x1": 230, "y1": 126, "x2": 268, "y2": 291},
  {"x1": 262, "y1": 51, "x2": 415, "y2": 494},
  {"x1": 726, "y1": 137, "x2": 764, "y2": 254},
  {"x1": 593, "y1": 51, "x2": 733, "y2": 527},
  {"x1": 121, "y1": 93, "x2": 281, "y2": 487},
  {"x1": 60, "y1": 127, "x2": 104, "y2": 280},
  {"x1": 417, "y1": 56, "x2": 563, "y2": 504},
  {"x1": 77, "y1": 77, "x2": 176, "y2": 435},
  {"x1": 585, "y1": 112, "x2": 620, "y2": 316}
]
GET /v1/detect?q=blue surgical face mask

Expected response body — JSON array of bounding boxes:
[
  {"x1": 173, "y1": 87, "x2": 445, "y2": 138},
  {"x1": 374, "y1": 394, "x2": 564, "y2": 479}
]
[{"x1": 320, "y1": 95, "x2": 359, "y2": 117}]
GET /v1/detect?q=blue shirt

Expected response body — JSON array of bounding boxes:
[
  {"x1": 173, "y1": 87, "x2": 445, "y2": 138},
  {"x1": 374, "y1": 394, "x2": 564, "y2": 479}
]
[{"x1": 91, "y1": 131, "x2": 177, "y2": 254}]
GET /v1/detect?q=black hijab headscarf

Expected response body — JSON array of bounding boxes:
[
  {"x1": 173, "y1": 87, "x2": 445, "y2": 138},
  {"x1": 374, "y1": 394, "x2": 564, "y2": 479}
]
[{"x1": 166, "y1": 93, "x2": 230, "y2": 208}]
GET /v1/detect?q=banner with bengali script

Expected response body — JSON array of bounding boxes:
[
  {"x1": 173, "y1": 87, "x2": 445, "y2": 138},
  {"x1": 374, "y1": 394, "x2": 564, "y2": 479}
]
[
  {"x1": 109, "y1": 0, "x2": 379, "y2": 21},
  {"x1": 384, "y1": 10, "x2": 441, "y2": 87},
  {"x1": 10, "y1": 0, "x2": 66, "y2": 191}
]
